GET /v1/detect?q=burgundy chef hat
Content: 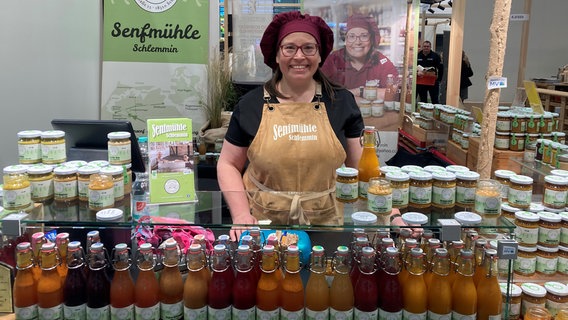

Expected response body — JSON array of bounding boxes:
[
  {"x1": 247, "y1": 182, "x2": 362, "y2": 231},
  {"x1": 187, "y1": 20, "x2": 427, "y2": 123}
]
[
  {"x1": 346, "y1": 13, "x2": 381, "y2": 45},
  {"x1": 260, "y1": 11, "x2": 334, "y2": 70}
]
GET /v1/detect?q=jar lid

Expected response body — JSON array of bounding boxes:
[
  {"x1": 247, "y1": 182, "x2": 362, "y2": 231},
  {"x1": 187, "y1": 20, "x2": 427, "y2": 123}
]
[
  {"x1": 122, "y1": 163, "x2": 132, "y2": 169},
  {"x1": 77, "y1": 165, "x2": 100, "y2": 175},
  {"x1": 359, "y1": 99, "x2": 371, "y2": 104},
  {"x1": 494, "y1": 169, "x2": 516, "y2": 178},
  {"x1": 496, "y1": 132, "x2": 510, "y2": 136},
  {"x1": 501, "y1": 203, "x2": 521, "y2": 213},
  {"x1": 423, "y1": 165, "x2": 446, "y2": 173},
  {"x1": 509, "y1": 175, "x2": 533, "y2": 185},
  {"x1": 544, "y1": 282, "x2": 568, "y2": 296},
  {"x1": 554, "y1": 132, "x2": 566, "y2": 137},
  {"x1": 454, "y1": 211, "x2": 482, "y2": 226},
  {"x1": 445, "y1": 165, "x2": 469, "y2": 173},
  {"x1": 521, "y1": 282, "x2": 546, "y2": 298},
  {"x1": 41, "y1": 130, "x2": 65, "y2": 139},
  {"x1": 515, "y1": 211, "x2": 539, "y2": 222},
  {"x1": 372, "y1": 99, "x2": 384, "y2": 104},
  {"x1": 432, "y1": 171, "x2": 456, "y2": 181},
  {"x1": 401, "y1": 165, "x2": 423, "y2": 173},
  {"x1": 402, "y1": 212, "x2": 428, "y2": 225},
  {"x1": 518, "y1": 245, "x2": 538, "y2": 252},
  {"x1": 336, "y1": 167, "x2": 358, "y2": 177},
  {"x1": 529, "y1": 202, "x2": 546, "y2": 213},
  {"x1": 543, "y1": 206, "x2": 564, "y2": 213},
  {"x1": 543, "y1": 113, "x2": 553, "y2": 119},
  {"x1": 88, "y1": 160, "x2": 110, "y2": 168},
  {"x1": 96, "y1": 208, "x2": 124, "y2": 222},
  {"x1": 53, "y1": 166, "x2": 77, "y2": 175},
  {"x1": 408, "y1": 171, "x2": 432, "y2": 181},
  {"x1": 380, "y1": 166, "x2": 402, "y2": 173},
  {"x1": 385, "y1": 171, "x2": 410, "y2": 182},
  {"x1": 499, "y1": 283, "x2": 522, "y2": 297},
  {"x1": 559, "y1": 212, "x2": 568, "y2": 222},
  {"x1": 365, "y1": 79, "x2": 379, "y2": 86},
  {"x1": 3, "y1": 164, "x2": 29, "y2": 174},
  {"x1": 560, "y1": 245, "x2": 568, "y2": 251},
  {"x1": 64, "y1": 160, "x2": 88, "y2": 168},
  {"x1": 17, "y1": 130, "x2": 43, "y2": 138},
  {"x1": 537, "y1": 211, "x2": 561, "y2": 223},
  {"x1": 455, "y1": 171, "x2": 480, "y2": 181},
  {"x1": 107, "y1": 131, "x2": 131, "y2": 140},
  {"x1": 537, "y1": 245, "x2": 559, "y2": 253},
  {"x1": 100, "y1": 165, "x2": 123, "y2": 175},
  {"x1": 551, "y1": 169, "x2": 568, "y2": 178},
  {"x1": 497, "y1": 111, "x2": 511, "y2": 117},
  {"x1": 27, "y1": 164, "x2": 53, "y2": 175},
  {"x1": 351, "y1": 211, "x2": 377, "y2": 225},
  {"x1": 544, "y1": 175, "x2": 568, "y2": 185}
]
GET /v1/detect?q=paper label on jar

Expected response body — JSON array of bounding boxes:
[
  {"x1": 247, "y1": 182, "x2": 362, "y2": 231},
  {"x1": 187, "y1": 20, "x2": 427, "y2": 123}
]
[
  {"x1": 557, "y1": 255, "x2": 568, "y2": 274},
  {"x1": 508, "y1": 188, "x2": 532, "y2": 207},
  {"x1": 522, "y1": 301, "x2": 546, "y2": 316},
  {"x1": 15, "y1": 305, "x2": 38, "y2": 320},
  {"x1": 3, "y1": 185, "x2": 31, "y2": 210},
  {"x1": 330, "y1": 308, "x2": 353, "y2": 320},
  {"x1": 403, "y1": 309, "x2": 427, "y2": 320},
  {"x1": 562, "y1": 227, "x2": 568, "y2": 246},
  {"x1": 54, "y1": 180, "x2": 77, "y2": 199},
  {"x1": 536, "y1": 255, "x2": 558, "y2": 275},
  {"x1": 494, "y1": 137, "x2": 510, "y2": 149},
  {"x1": 496, "y1": 120, "x2": 511, "y2": 131},
  {"x1": 184, "y1": 305, "x2": 207, "y2": 320},
  {"x1": 504, "y1": 302, "x2": 520, "y2": 320},
  {"x1": 546, "y1": 299, "x2": 563, "y2": 318},
  {"x1": 538, "y1": 226, "x2": 561, "y2": 245},
  {"x1": 336, "y1": 182, "x2": 358, "y2": 201},
  {"x1": 513, "y1": 255, "x2": 536, "y2": 275},
  {"x1": 544, "y1": 189, "x2": 568, "y2": 208},
  {"x1": 359, "y1": 181, "x2": 370, "y2": 199},
  {"x1": 88, "y1": 188, "x2": 114, "y2": 209},
  {"x1": 78, "y1": 180, "x2": 90, "y2": 199},
  {"x1": 432, "y1": 186, "x2": 455, "y2": 206},
  {"x1": 368, "y1": 193, "x2": 392, "y2": 214},
  {"x1": 108, "y1": 143, "x2": 132, "y2": 164},
  {"x1": 113, "y1": 180, "x2": 124, "y2": 200},
  {"x1": 474, "y1": 195, "x2": 501, "y2": 215},
  {"x1": 392, "y1": 187, "x2": 409, "y2": 207},
  {"x1": 456, "y1": 186, "x2": 475, "y2": 205},
  {"x1": 516, "y1": 226, "x2": 539, "y2": 245},
  {"x1": 42, "y1": 142, "x2": 66, "y2": 163},
  {"x1": 19, "y1": 143, "x2": 42, "y2": 162},
  {"x1": 380, "y1": 309, "x2": 402, "y2": 320},
  {"x1": 409, "y1": 186, "x2": 432, "y2": 205},
  {"x1": 31, "y1": 179, "x2": 54, "y2": 199}
]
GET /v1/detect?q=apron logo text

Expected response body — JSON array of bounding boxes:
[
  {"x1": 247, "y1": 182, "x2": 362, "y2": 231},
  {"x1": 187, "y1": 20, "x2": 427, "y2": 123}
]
[{"x1": 273, "y1": 123, "x2": 318, "y2": 141}]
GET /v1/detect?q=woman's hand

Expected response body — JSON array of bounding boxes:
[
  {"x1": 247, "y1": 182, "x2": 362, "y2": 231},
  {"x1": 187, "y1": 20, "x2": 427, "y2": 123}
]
[
  {"x1": 389, "y1": 208, "x2": 423, "y2": 239},
  {"x1": 229, "y1": 213, "x2": 259, "y2": 241}
]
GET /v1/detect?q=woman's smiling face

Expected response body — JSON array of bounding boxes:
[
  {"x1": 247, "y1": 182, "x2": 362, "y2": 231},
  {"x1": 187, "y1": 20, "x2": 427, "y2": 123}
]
[
  {"x1": 345, "y1": 27, "x2": 371, "y2": 60},
  {"x1": 276, "y1": 32, "x2": 321, "y2": 83}
]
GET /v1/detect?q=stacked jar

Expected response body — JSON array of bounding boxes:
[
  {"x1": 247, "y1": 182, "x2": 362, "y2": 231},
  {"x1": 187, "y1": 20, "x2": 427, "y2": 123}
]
[{"x1": 494, "y1": 109, "x2": 560, "y2": 154}]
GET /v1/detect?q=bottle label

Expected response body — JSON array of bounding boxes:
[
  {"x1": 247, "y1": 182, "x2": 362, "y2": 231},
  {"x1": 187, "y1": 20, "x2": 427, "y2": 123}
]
[
  {"x1": 515, "y1": 226, "x2": 539, "y2": 245},
  {"x1": 474, "y1": 194, "x2": 501, "y2": 215},
  {"x1": 538, "y1": 226, "x2": 561, "y2": 246},
  {"x1": 330, "y1": 307, "x2": 353, "y2": 320},
  {"x1": 354, "y1": 308, "x2": 378, "y2": 319},
  {"x1": 19, "y1": 143, "x2": 41, "y2": 162},
  {"x1": 256, "y1": 308, "x2": 280, "y2": 320},
  {"x1": 54, "y1": 179, "x2": 78, "y2": 199},
  {"x1": 38, "y1": 304, "x2": 63, "y2": 320},
  {"x1": 111, "y1": 304, "x2": 134, "y2": 320},
  {"x1": 432, "y1": 186, "x2": 455, "y2": 206},
  {"x1": 135, "y1": 304, "x2": 160, "y2": 320},
  {"x1": 379, "y1": 309, "x2": 403, "y2": 320},
  {"x1": 368, "y1": 193, "x2": 392, "y2": 214},
  {"x1": 306, "y1": 308, "x2": 329, "y2": 320},
  {"x1": 64, "y1": 304, "x2": 86, "y2": 320},
  {"x1": 113, "y1": 180, "x2": 125, "y2": 200},
  {"x1": 536, "y1": 255, "x2": 558, "y2": 275},
  {"x1": 427, "y1": 310, "x2": 451, "y2": 320},
  {"x1": 31, "y1": 179, "x2": 54, "y2": 200},
  {"x1": 456, "y1": 186, "x2": 475, "y2": 205},
  {"x1": 451, "y1": 311, "x2": 476, "y2": 320},
  {"x1": 281, "y1": 308, "x2": 305, "y2": 319},
  {"x1": 232, "y1": 306, "x2": 255, "y2": 320},
  {"x1": 513, "y1": 255, "x2": 536, "y2": 274},
  {"x1": 336, "y1": 181, "x2": 358, "y2": 201},
  {"x1": 546, "y1": 299, "x2": 563, "y2": 318},
  {"x1": 88, "y1": 188, "x2": 114, "y2": 209},
  {"x1": 184, "y1": 305, "x2": 207, "y2": 320},
  {"x1": 508, "y1": 188, "x2": 532, "y2": 207},
  {"x1": 402, "y1": 309, "x2": 427, "y2": 320},
  {"x1": 15, "y1": 305, "x2": 38, "y2": 320},
  {"x1": 108, "y1": 144, "x2": 132, "y2": 164},
  {"x1": 409, "y1": 186, "x2": 432, "y2": 204},
  {"x1": 329, "y1": 308, "x2": 353, "y2": 320},
  {"x1": 42, "y1": 142, "x2": 66, "y2": 162},
  {"x1": 208, "y1": 305, "x2": 231, "y2": 319},
  {"x1": 87, "y1": 305, "x2": 110, "y2": 320},
  {"x1": 544, "y1": 189, "x2": 568, "y2": 208},
  {"x1": 160, "y1": 301, "x2": 183, "y2": 320}
]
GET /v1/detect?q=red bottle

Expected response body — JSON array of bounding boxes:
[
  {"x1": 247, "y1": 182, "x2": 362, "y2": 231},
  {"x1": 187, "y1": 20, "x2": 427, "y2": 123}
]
[
  {"x1": 86, "y1": 242, "x2": 110, "y2": 319},
  {"x1": 354, "y1": 247, "x2": 378, "y2": 318},
  {"x1": 350, "y1": 236, "x2": 370, "y2": 289},
  {"x1": 379, "y1": 247, "x2": 404, "y2": 318},
  {"x1": 232, "y1": 244, "x2": 256, "y2": 319},
  {"x1": 240, "y1": 234, "x2": 261, "y2": 283},
  {"x1": 63, "y1": 241, "x2": 87, "y2": 320},
  {"x1": 208, "y1": 243, "x2": 234, "y2": 318}
]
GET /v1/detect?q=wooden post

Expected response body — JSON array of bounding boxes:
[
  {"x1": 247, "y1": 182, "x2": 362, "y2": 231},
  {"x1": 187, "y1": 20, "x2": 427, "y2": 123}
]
[
  {"x1": 399, "y1": 0, "x2": 415, "y2": 126},
  {"x1": 516, "y1": 0, "x2": 532, "y2": 89},
  {"x1": 477, "y1": 0, "x2": 513, "y2": 179},
  {"x1": 445, "y1": 0, "x2": 466, "y2": 108}
]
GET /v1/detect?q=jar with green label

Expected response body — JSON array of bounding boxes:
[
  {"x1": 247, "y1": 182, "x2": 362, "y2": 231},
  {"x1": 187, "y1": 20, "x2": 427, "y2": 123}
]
[
  {"x1": 41, "y1": 130, "x2": 66, "y2": 164},
  {"x1": 521, "y1": 283, "x2": 547, "y2": 316},
  {"x1": 561, "y1": 212, "x2": 568, "y2": 247},
  {"x1": 409, "y1": 171, "x2": 432, "y2": 208},
  {"x1": 386, "y1": 171, "x2": 409, "y2": 209},
  {"x1": 77, "y1": 165, "x2": 100, "y2": 202},
  {"x1": 3, "y1": 165, "x2": 32, "y2": 211},
  {"x1": 27, "y1": 164, "x2": 54, "y2": 202},
  {"x1": 494, "y1": 169, "x2": 516, "y2": 201},
  {"x1": 500, "y1": 283, "x2": 522, "y2": 320},
  {"x1": 544, "y1": 282, "x2": 568, "y2": 318},
  {"x1": 508, "y1": 175, "x2": 533, "y2": 209},
  {"x1": 474, "y1": 179, "x2": 502, "y2": 216},
  {"x1": 335, "y1": 167, "x2": 359, "y2": 203},
  {"x1": 107, "y1": 131, "x2": 132, "y2": 165},
  {"x1": 367, "y1": 178, "x2": 392, "y2": 215},
  {"x1": 538, "y1": 211, "x2": 561, "y2": 247},
  {"x1": 456, "y1": 171, "x2": 480, "y2": 208},
  {"x1": 510, "y1": 133, "x2": 525, "y2": 151},
  {"x1": 515, "y1": 211, "x2": 540, "y2": 247},
  {"x1": 526, "y1": 114, "x2": 539, "y2": 134},
  {"x1": 514, "y1": 245, "x2": 537, "y2": 276},
  {"x1": 536, "y1": 245, "x2": 558, "y2": 275},
  {"x1": 53, "y1": 165, "x2": 78, "y2": 202},
  {"x1": 511, "y1": 114, "x2": 526, "y2": 133},
  {"x1": 558, "y1": 245, "x2": 568, "y2": 275},
  {"x1": 18, "y1": 130, "x2": 42, "y2": 164},
  {"x1": 88, "y1": 173, "x2": 114, "y2": 211},
  {"x1": 432, "y1": 171, "x2": 456, "y2": 208}
]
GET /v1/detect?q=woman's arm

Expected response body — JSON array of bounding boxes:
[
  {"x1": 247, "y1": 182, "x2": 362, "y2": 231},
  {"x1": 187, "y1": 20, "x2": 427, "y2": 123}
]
[
  {"x1": 345, "y1": 137, "x2": 362, "y2": 169},
  {"x1": 217, "y1": 140, "x2": 258, "y2": 240}
]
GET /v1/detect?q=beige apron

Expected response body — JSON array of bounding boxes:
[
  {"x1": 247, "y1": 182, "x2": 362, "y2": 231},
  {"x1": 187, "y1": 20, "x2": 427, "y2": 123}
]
[{"x1": 243, "y1": 84, "x2": 346, "y2": 225}]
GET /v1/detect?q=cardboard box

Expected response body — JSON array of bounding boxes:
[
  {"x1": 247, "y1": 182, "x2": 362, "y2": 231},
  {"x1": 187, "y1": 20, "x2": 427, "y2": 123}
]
[
  {"x1": 447, "y1": 140, "x2": 468, "y2": 166},
  {"x1": 492, "y1": 148, "x2": 523, "y2": 173},
  {"x1": 467, "y1": 137, "x2": 480, "y2": 171}
]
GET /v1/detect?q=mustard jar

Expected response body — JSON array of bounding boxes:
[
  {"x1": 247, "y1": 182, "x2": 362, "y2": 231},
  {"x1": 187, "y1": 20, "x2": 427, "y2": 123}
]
[
  {"x1": 500, "y1": 283, "x2": 522, "y2": 320},
  {"x1": 88, "y1": 173, "x2": 114, "y2": 211},
  {"x1": 385, "y1": 171, "x2": 410, "y2": 209},
  {"x1": 544, "y1": 282, "x2": 568, "y2": 318},
  {"x1": 521, "y1": 283, "x2": 548, "y2": 317},
  {"x1": 53, "y1": 165, "x2": 78, "y2": 202},
  {"x1": 515, "y1": 211, "x2": 540, "y2": 247},
  {"x1": 27, "y1": 164, "x2": 54, "y2": 203},
  {"x1": 77, "y1": 165, "x2": 100, "y2": 202},
  {"x1": 494, "y1": 169, "x2": 516, "y2": 201},
  {"x1": 409, "y1": 171, "x2": 433, "y2": 208},
  {"x1": 17, "y1": 130, "x2": 42, "y2": 164},
  {"x1": 474, "y1": 179, "x2": 502, "y2": 216},
  {"x1": 3, "y1": 164, "x2": 32, "y2": 211},
  {"x1": 455, "y1": 171, "x2": 480, "y2": 208},
  {"x1": 514, "y1": 245, "x2": 537, "y2": 276},
  {"x1": 107, "y1": 131, "x2": 132, "y2": 165},
  {"x1": 536, "y1": 245, "x2": 558, "y2": 275},
  {"x1": 40, "y1": 130, "x2": 66, "y2": 165},
  {"x1": 431, "y1": 171, "x2": 456, "y2": 209},
  {"x1": 538, "y1": 211, "x2": 561, "y2": 247},
  {"x1": 560, "y1": 212, "x2": 568, "y2": 247},
  {"x1": 335, "y1": 167, "x2": 359, "y2": 203},
  {"x1": 508, "y1": 175, "x2": 534, "y2": 209},
  {"x1": 367, "y1": 178, "x2": 393, "y2": 215}
]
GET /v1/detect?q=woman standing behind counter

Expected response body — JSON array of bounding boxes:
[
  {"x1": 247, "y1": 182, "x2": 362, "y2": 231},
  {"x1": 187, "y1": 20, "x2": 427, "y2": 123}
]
[{"x1": 217, "y1": 11, "x2": 365, "y2": 240}]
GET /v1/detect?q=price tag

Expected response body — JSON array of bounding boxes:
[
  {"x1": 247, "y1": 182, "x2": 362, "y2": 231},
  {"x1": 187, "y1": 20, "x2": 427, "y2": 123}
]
[
  {"x1": 510, "y1": 14, "x2": 529, "y2": 21},
  {"x1": 523, "y1": 80, "x2": 545, "y2": 114},
  {"x1": 487, "y1": 77, "x2": 507, "y2": 90}
]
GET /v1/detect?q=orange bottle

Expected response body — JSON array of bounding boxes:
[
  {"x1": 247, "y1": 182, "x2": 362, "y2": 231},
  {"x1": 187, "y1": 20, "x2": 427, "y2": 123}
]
[
  {"x1": 134, "y1": 243, "x2": 160, "y2": 320},
  {"x1": 256, "y1": 244, "x2": 281, "y2": 319},
  {"x1": 427, "y1": 248, "x2": 452, "y2": 319},
  {"x1": 55, "y1": 232, "x2": 69, "y2": 286},
  {"x1": 423, "y1": 238, "x2": 441, "y2": 290},
  {"x1": 192, "y1": 234, "x2": 212, "y2": 284},
  {"x1": 447, "y1": 240, "x2": 465, "y2": 287},
  {"x1": 13, "y1": 242, "x2": 38, "y2": 320},
  {"x1": 183, "y1": 243, "x2": 208, "y2": 319},
  {"x1": 330, "y1": 245, "x2": 354, "y2": 319},
  {"x1": 358, "y1": 126, "x2": 381, "y2": 199},
  {"x1": 473, "y1": 239, "x2": 487, "y2": 287},
  {"x1": 159, "y1": 238, "x2": 184, "y2": 320},
  {"x1": 110, "y1": 243, "x2": 135, "y2": 319},
  {"x1": 280, "y1": 245, "x2": 304, "y2": 318},
  {"x1": 305, "y1": 245, "x2": 330, "y2": 319},
  {"x1": 402, "y1": 248, "x2": 428, "y2": 319},
  {"x1": 37, "y1": 242, "x2": 63, "y2": 319},
  {"x1": 31, "y1": 231, "x2": 46, "y2": 283},
  {"x1": 452, "y1": 249, "x2": 477, "y2": 318},
  {"x1": 398, "y1": 238, "x2": 418, "y2": 289},
  {"x1": 477, "y1": 249, "x2": 502, "y2": 320}
]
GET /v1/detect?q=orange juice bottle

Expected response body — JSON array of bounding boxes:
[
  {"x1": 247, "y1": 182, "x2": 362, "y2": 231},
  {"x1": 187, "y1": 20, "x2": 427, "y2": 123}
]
[
  {"x1": 13, "y1": 242, "x2": 38, "y2": 320},
  {"x1": 358, "y1": 126, "x2": 381, "y2": 199},
  {"x1": 305, "y1": 245, "x2": 330, "y2": 319},
  {"x1": 280, "y1": 245, "x2": 304, "y2": 318},
  {"x1": 330, "y1": 246, "x2": 354, "y2": 319},
  {"x1": 398, "y1": 238, "x2": 418, "y2": 289},
  {"x1": 134, "y1": 243, "x2": 160, "y2": 320},
  {"x1": 257, "y1": 244, "x2": 281, "y2": 319},
  {"x1": 31, "y1": 232, "x2": 46, "y2": 283},
  {"x1": 159, "y1": 238, "x2": 184, "y2": 320},
  {"x1": 427, "y1": 248, "x2": 452, "y2": 319},
  {"x1": 192, "y1": 234, "x2": 212, "y2": 284},
  {"x1": 447, "y1": 240, "x2": 465, "y2": 287},
  {"x1": 473, "y1": 239, "x2": 487, "y2": 287},
  {"x1": 477, "y1": 249, "x2": 502, "y2": 319},
  {"x1": 452, "y1": 249, "x2": 477, "y2": 318},
  {"x1": 402, "y1": 248, "x2": 428, "y2": 319},
  {"x1": 37, "y1": 242, "x2": 63, "y2": 319},
  {"x1": 183, "y1": 243, "x2": 208, "y2": 319},
  {"x1": 110, "y1": 243, "x2": 135, "y2": 319},
  {"x1": 423, "y1": 238, "x2": 441, "y2": 290},
  {"x1": 55, "y1": 232, "x2": 69, "y2": 285}
]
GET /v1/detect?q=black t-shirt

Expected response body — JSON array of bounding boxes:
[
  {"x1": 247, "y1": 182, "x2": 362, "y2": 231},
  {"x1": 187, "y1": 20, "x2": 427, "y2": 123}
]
[{"x1": 225, "y1": 86, "x2": 364, "y2": 151}]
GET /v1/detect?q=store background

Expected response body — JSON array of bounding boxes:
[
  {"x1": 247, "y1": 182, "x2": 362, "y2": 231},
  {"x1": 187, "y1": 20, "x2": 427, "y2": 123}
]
[{"x1": 0, "y1": 0, "x2": 567, "y2": 170}]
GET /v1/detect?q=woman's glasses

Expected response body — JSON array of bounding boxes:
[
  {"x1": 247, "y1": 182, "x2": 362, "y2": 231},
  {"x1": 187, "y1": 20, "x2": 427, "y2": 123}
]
[
  {"x1": 279, "y1": 43, "x2": 319, "y2": 57},
  {"x1": 346, "y1": 33, "x2": 371, "y2": 43}
]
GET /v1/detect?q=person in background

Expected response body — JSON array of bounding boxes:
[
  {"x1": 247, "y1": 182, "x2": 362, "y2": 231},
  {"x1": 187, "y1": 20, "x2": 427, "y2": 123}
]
[
  {"x1": 460, "y1": 50, "x2": 474, "y2": 102},
  {"x1": 217, "y1": 11, "x2": 365, "y2": 240},
  {"x1": 416, "y1": 40, "x2": 443, "y2": 104},
  {"x1": 321, "y1": 13, "x2": 399, "y2": 99}
]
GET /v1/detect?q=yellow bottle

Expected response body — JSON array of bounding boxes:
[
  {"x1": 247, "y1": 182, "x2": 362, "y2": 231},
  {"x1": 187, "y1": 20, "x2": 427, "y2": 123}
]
[{"x1": 477, "y1": 249, "x2": 503, "y2": 320}]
